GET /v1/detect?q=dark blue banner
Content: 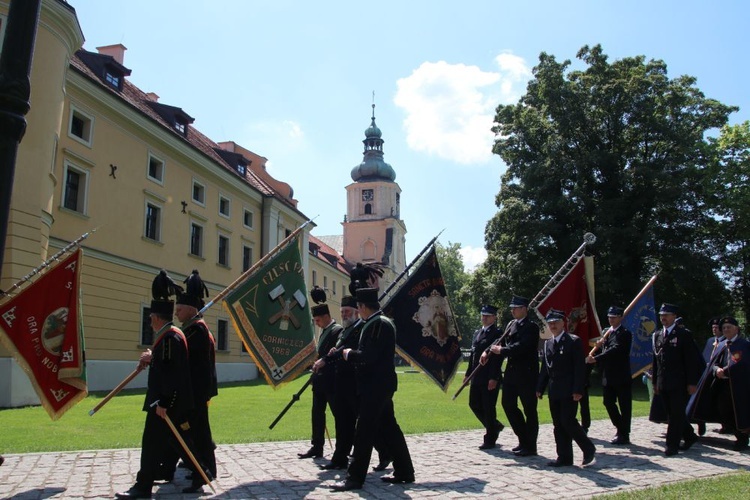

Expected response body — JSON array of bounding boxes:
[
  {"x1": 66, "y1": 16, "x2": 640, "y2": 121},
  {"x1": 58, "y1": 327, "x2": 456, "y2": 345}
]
[{"x1": 623, "y1": 281, "x2": 657, "y2": 378}]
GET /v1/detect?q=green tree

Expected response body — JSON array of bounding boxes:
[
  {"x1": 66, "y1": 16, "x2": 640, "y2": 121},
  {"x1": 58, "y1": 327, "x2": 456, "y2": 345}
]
[
  {"x1": 436, "y1": 241, "x2": 479, "y2": 349},
  {"x1": 477, "y1": 44, "x2": 736, "y2": 331},
  {"x1": 706, "y1": 121, "x2": 750, "y2": 322}
]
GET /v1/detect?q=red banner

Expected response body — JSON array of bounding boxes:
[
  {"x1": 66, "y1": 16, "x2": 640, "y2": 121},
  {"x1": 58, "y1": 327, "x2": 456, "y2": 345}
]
[
  {"x1": 0, "y1": 249, "x2": 87, "y2": 419},
  {"x1": 535, "y1": 257, "x2": 601, "y2": 350}
]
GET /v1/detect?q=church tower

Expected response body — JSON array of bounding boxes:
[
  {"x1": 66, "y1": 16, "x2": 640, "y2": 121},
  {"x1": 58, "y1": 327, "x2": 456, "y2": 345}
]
[{"x1": 343, "y1": 104, "x2": 407, "y2": 291}]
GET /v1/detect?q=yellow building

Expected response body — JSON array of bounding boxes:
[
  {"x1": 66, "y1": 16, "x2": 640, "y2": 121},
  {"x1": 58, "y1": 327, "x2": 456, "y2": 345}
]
[{"x1": 0, "y1": 0, "x2": 355, "y2": 407}]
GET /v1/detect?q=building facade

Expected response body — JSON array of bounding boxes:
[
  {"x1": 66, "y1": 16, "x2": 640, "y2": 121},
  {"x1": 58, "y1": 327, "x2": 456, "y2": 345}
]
[{"x1": 0, "y1": 0, "x2": 352, "y2": 407}]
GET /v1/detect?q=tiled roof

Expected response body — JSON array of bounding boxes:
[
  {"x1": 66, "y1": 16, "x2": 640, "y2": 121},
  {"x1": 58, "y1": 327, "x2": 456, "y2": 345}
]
[
  {"x1": 69, "y1": 50, "x2": 302, "y2": 210},
  {"x1": 309, "y1": 235, "x2": 350, "y2": 275},
  {"x1": 316, "y1": 235, "x2": 344, "y2": 255}
]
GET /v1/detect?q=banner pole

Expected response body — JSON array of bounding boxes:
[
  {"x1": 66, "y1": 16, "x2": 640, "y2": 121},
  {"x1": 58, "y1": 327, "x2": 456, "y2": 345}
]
[
  {"x1": 1, "y1": 228, "x2": 97, "y2": 297},
  {"x1": 378, "y1": 229, "x2": 444, "y2": 301}
]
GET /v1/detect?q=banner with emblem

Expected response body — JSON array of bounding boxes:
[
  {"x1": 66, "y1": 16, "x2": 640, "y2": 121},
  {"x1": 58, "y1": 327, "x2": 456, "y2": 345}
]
[
  {"x1": 623, "y1": 275, "x2": 658, "y2": 378},
  {"x1": 0, "y1": 248, "x2": 87, "y2": 420},
  {"x1": 534, "y1": 256, "x2": 601, "y2": 348},
  {"x1": 381, "y1": 246, "x2": 462, "y2": 391},
  {"x1": 223, "y1": 237, "x2": 316, "y2": 388}
]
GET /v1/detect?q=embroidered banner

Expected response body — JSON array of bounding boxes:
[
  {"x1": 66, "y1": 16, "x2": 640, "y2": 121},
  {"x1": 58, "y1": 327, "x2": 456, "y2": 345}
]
[
  {"x1": 623, "y1": 277, "x2": 657, "y2": 378},
  {"x1": 223, "y1": 238, "x2": 315, "y2": 388},
  {"x1": 0, "y1": 249, "x2": 87, "y2": 420},
  {"x1": 382, "y1": 247, "x2": 462, "y2": 391}
]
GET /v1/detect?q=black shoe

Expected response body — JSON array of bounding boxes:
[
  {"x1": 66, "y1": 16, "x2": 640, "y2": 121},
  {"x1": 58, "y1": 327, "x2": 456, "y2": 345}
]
[
  {"x1": 321, "y1": 461, "x2": 348, "y2": 470},
  {"x1": 547, "y1": 460, "x2": 572, "y2": 467},
  {"x1": 298, "y1": 447, "x2": 323, "y2": 459},
  {"x1": 381, "y1": 474, "x2": 415, "y2": 484},
  {"x1": 331, "y1": 479, "x2": 363, "y2": 491},
  {"x1": 0, "y1": 455, "x2": 4, "y2": 467},
  {"x1": 478, "y1": 442, "x2": 496, "y2": 450},
  {"x1": 719, "y1": 426, "x2": 731, "y2": 434},
  {"x1": 733, "y1": 439, "x2": 749, "y2": 452},
  {"x1": 514, "y1": 448, "x2": 537, "y2": 457},
  {"x1": 372, "y1": 460, "x2": 391, "y2": 471},
  {"x1": 665, "y1": 447, "x2": 679, "y2": 456},
  {"x1": 182, "y1": 482, "x2": 205, "y2": 494},
  {"x1": 582, "y1": 452, "x2": 596, "y2": 468},
  {"x1": 497, "y1": 420, "x2": 505, "y2": 433},
  {"x1": 698, "y1": 422, "x2": 706, "y2": 436},
  {"x1": 511, "y1": 444, "x2": 523, "y2": 452},
  {"x1": 610, "y1": 435, "x2": 630, "y2": 445},
  {"x1": 115, "y1": 487, "x2": 152, "y2": 499},
  {"x1": 679, "y1": 434, "x2": 698, "y2": 451}
]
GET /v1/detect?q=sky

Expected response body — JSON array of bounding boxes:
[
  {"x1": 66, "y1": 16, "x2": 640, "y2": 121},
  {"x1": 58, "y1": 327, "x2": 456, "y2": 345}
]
[{"x1": 66, "y1": 0, "x2": 749, "y2": 271}]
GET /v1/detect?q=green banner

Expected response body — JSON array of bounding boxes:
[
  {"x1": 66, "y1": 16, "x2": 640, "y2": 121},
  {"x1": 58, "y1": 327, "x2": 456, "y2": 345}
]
[{"x1": 223, "y1": 238, "x2": 315, "y2": 388}]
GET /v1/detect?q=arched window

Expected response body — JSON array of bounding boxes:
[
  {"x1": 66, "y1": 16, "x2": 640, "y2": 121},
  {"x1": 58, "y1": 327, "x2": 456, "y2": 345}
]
[
  {"x1": 364, "y1": 203, "x2": 372, "y2": 215},
  {"x1": 363, "y1": 240, "x2": 376, "y2": 260}
]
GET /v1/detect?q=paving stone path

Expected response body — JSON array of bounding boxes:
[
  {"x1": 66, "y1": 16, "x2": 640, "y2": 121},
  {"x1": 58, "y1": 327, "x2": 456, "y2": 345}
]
[{"x1": 1, "y1": 416, "x2": 748, "y2": 499}]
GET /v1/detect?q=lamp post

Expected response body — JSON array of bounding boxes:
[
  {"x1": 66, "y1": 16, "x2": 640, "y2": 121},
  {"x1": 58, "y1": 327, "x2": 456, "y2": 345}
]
[{"x1": 0, "y1": 0, "x2": 42, "y2": 282}]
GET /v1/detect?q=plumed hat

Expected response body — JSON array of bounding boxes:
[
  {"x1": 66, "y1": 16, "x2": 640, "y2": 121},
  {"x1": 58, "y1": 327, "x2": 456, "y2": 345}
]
[{"x1": 151, "y1": 269, "x2": 182, "y2": 316}]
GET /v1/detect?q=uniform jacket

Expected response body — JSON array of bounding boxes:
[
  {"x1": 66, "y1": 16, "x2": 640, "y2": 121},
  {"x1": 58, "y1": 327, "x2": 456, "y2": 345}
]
[
  {"x1": 183, "y1": 318, "x2": 218, "y2": 403},
  {"x1": 313, "y1": 321, "x2": 343, "y2": 393},
  {"x1": 593, "y1": 325, "x2": 632, "y2": 386},
  {"x1": 500, "y1": 316, "x2": 540, "y2": 385},
  {"x1": 537, "y1": 332, "x2": 586, "y2": 400},
  {"x1": 652, "y1": 325, "x2": 703, "y2": 392},
  {"x1": 467, "y1": 323, "x2": 503, "y2": 384},
  {"x1": 688, "y1": 335, "x2": 750, "y2": 431},
  {"x1": 347, "y1": 311, "x2": 398, "y2": 395},
  {"x1": 325, "y1": 319, "x2": 363, "y2": 390},
  {"x1": 143, "y1": 323, "x2": 193, "y2": 413}
]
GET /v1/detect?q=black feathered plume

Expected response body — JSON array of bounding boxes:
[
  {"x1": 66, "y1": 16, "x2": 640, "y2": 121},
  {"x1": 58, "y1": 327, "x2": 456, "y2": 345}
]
[
  {"x1": 152, "y1": 269, "x2": 183, "y2": 300},
  {"x1": 348, "y1": 261, "x2": 385, "y2": 295},
  {"x1": 310, "y1": 285, "x2": 327, "y2": 304},
  {"x1": 184, "y1": 269, "x2": 209, "y2": 299}
]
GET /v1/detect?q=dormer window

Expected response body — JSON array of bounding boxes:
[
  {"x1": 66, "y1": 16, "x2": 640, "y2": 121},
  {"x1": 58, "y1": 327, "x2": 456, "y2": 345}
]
[
  {"x1": 236, "y1": 162, "x2": 246, "y2": 176},
  {"x1": 105, "y1": 71, "x2": 120, "y2": 89},
  {"x1": 174, "y1": 119, "x2": 187, "y2": 135}
]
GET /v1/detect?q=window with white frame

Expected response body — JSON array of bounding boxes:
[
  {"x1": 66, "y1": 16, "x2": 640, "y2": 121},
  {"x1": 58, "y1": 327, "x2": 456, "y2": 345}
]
[
  {"x1": 62, "y1": 162, "x2": 89, "y2": 214},
  {"x1": 218, "y1": 234, "x2": 230, "y2": 266},
  {"x1": 217, "y1": 318, "x2": 229, "y2": 351},
  {"x1": 147, "y1": 154, "x2": 164, "y2": 183},
  {"x1": 333, "y1": 280, "x2": 337, "y2": 295},
  {"x1": 323, "y1": 276, "x2": 328, "y2": 290},
  {"x1": 144, "y1": 202, "x2": 162, "y2": 241},
  {"x1": 243, "y1": 208, "x2": 254, "y2": 229},
  {"x1": 190, "y1": 222, "x2": 204, "y2": 257},
  {"x1": 242, "y1": 245, "x2": 253, "y2": 272},
  {"x1": 312, "y1": 270, "x2": 317, "y2": 286},
  {"x1": 141, "y1": 306, "x2": 154, "y2": 345},
  {"x1": 219, "y1": 195, "x2": 231, "y2": 218},
  {"x1": 68, "y1": 105, "x2": 94, "y2": 146},
  {"x1": 192, "y1": 179, "x2": 206, "y2": 205}
]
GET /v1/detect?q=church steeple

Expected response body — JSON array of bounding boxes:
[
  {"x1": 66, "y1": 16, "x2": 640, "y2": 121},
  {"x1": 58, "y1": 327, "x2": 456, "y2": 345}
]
[{"x1": 350, "y1": 103, "x2": 396, "y2": 182}]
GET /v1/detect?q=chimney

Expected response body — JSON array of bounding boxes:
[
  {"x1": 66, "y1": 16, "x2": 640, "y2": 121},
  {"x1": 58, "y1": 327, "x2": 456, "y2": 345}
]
[
  {"x1": 96, "y1": 44, "x2": 127, "y2": 65},
  {"x1": 146, "y1": 92, "x2": 159, "y2": 102}
]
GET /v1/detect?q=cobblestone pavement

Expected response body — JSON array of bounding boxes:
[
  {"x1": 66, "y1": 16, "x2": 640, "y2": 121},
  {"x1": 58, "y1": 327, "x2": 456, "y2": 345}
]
[{"x1": 1, "y1": 416, "x2": 748, "y2": 499}]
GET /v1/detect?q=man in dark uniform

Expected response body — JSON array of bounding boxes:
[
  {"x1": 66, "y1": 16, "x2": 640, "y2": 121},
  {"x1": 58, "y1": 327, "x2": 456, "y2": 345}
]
[
  {"x1": 467, "y1": 305, "x2": 505, "y2": 450},
  {"x1": 299, "y1": 302, "x2": 342, "y2": 459},
  {"x1": 314, "y1": 295, "x2": 362, "y2": 470},
  {"x1": 537, "y1": 309, "x2": 596, "y2": 468},
  {"x1": 688, "y1": 316, "x2": 750, "y2": 451},
  {"x1": 116, "y1": 274, "x2": 196, "y2": 499},
  {"x1": 652, "y1": 303, "x2": 703, "y2": 456},
  {"x1": 488, "y1": 295, "x2": 539, "y2": 456},
  {"x1": 331, "y1": 288, "x2": 414, "y2": 491},
  {"x1": 586, "y1": 306, "x2": 633, "y2": 445},
  {"x1": 701, "y1": 317, "x2": 722, "y2": 435},
  {"x1": 174, "y1": 269, "x2": 218, "y2": 493}
]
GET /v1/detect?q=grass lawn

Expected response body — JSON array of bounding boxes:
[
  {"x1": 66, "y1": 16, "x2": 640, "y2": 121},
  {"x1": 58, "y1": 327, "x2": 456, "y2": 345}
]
[
  {"x1": 0, "y1": 362, "x2": 652, "y2": 453},
  {"x1": 604, "y1": 470, "x2": 749, "y2": 499}
]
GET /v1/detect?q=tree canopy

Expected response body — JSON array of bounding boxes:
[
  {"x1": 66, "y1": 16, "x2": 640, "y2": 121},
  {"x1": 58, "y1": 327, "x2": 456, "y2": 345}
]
[{"x1": 472, "y1": 44, "x2": 737, "y2": 333}]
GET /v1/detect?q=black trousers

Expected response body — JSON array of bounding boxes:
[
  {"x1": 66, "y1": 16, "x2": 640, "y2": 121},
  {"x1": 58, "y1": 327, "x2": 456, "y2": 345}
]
[
  {"x1": 136, "y1": 410, "x2": 195, "y2": 489},
  {"x1": 661, "y1": 389, "x2": 695, "y2": 450},
  {"x1": 603, "y1": 382, "x2": 632, "y2": 436},
  {"x1": 549, "y1": 397, "x2": 595, "y2": 464},
  {"x1": 347, "y1": 391, "x2": 413, "y2": 484},
  {"x1": 190, "y1": 401, "x2": 217, "y2": 477},
  {"x1": 331, "y1": 381, "x2": 357, "y2": 464},
  {"x1": 311, "y1": 387, "x2": 336, "y2": 449},
  {"x1": 469, "y1": 381, "x2": 501, "y2": 444},
  {"x1": 501, "y1": 381, "x2": 538, "y2": 451}
]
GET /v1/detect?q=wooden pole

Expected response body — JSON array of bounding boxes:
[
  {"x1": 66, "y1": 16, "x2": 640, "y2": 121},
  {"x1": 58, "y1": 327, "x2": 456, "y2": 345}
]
[
  {"x1": 159, "y1": 406, "x2": 216, "y2": 494},
  {"x1": 88, "y1": 365, "x2": 143, "y2": 416}
]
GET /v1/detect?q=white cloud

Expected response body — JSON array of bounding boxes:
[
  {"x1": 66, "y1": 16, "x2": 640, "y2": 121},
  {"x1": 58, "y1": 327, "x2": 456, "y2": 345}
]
[
  {"x1": 460, "y1": 245, "x2": 488, "y2": 272},
  {"x1": 394, "y1": 52, "x2": 531, "y2": 165}
]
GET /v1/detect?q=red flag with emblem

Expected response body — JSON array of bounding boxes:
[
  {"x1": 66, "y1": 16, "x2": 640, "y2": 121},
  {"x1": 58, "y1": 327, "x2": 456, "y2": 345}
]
[
  {"x1": 535, "y1": 256, "x2": 601, "y2": 350},
  {"x1": 0, "y1": 249, "x2": 87, "y2": 419}
]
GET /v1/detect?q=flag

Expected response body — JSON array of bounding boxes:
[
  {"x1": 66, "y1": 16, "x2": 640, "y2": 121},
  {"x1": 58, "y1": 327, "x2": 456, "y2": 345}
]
[
  {"x1": 223, "y1": 237, "x2": 316, "y2": 388},
  {"x1": 382, "y1": 246, "x2": 462, "y2": 391},
  {"x1": 622, "y1": 277, "x2": 657, "y2": 378},
  {"x1": 535, "y1": 256, "x2": 601, "y2": 349},
  {"x1": 0, "y1": 248, "x2": 87, "y2": 420}
]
